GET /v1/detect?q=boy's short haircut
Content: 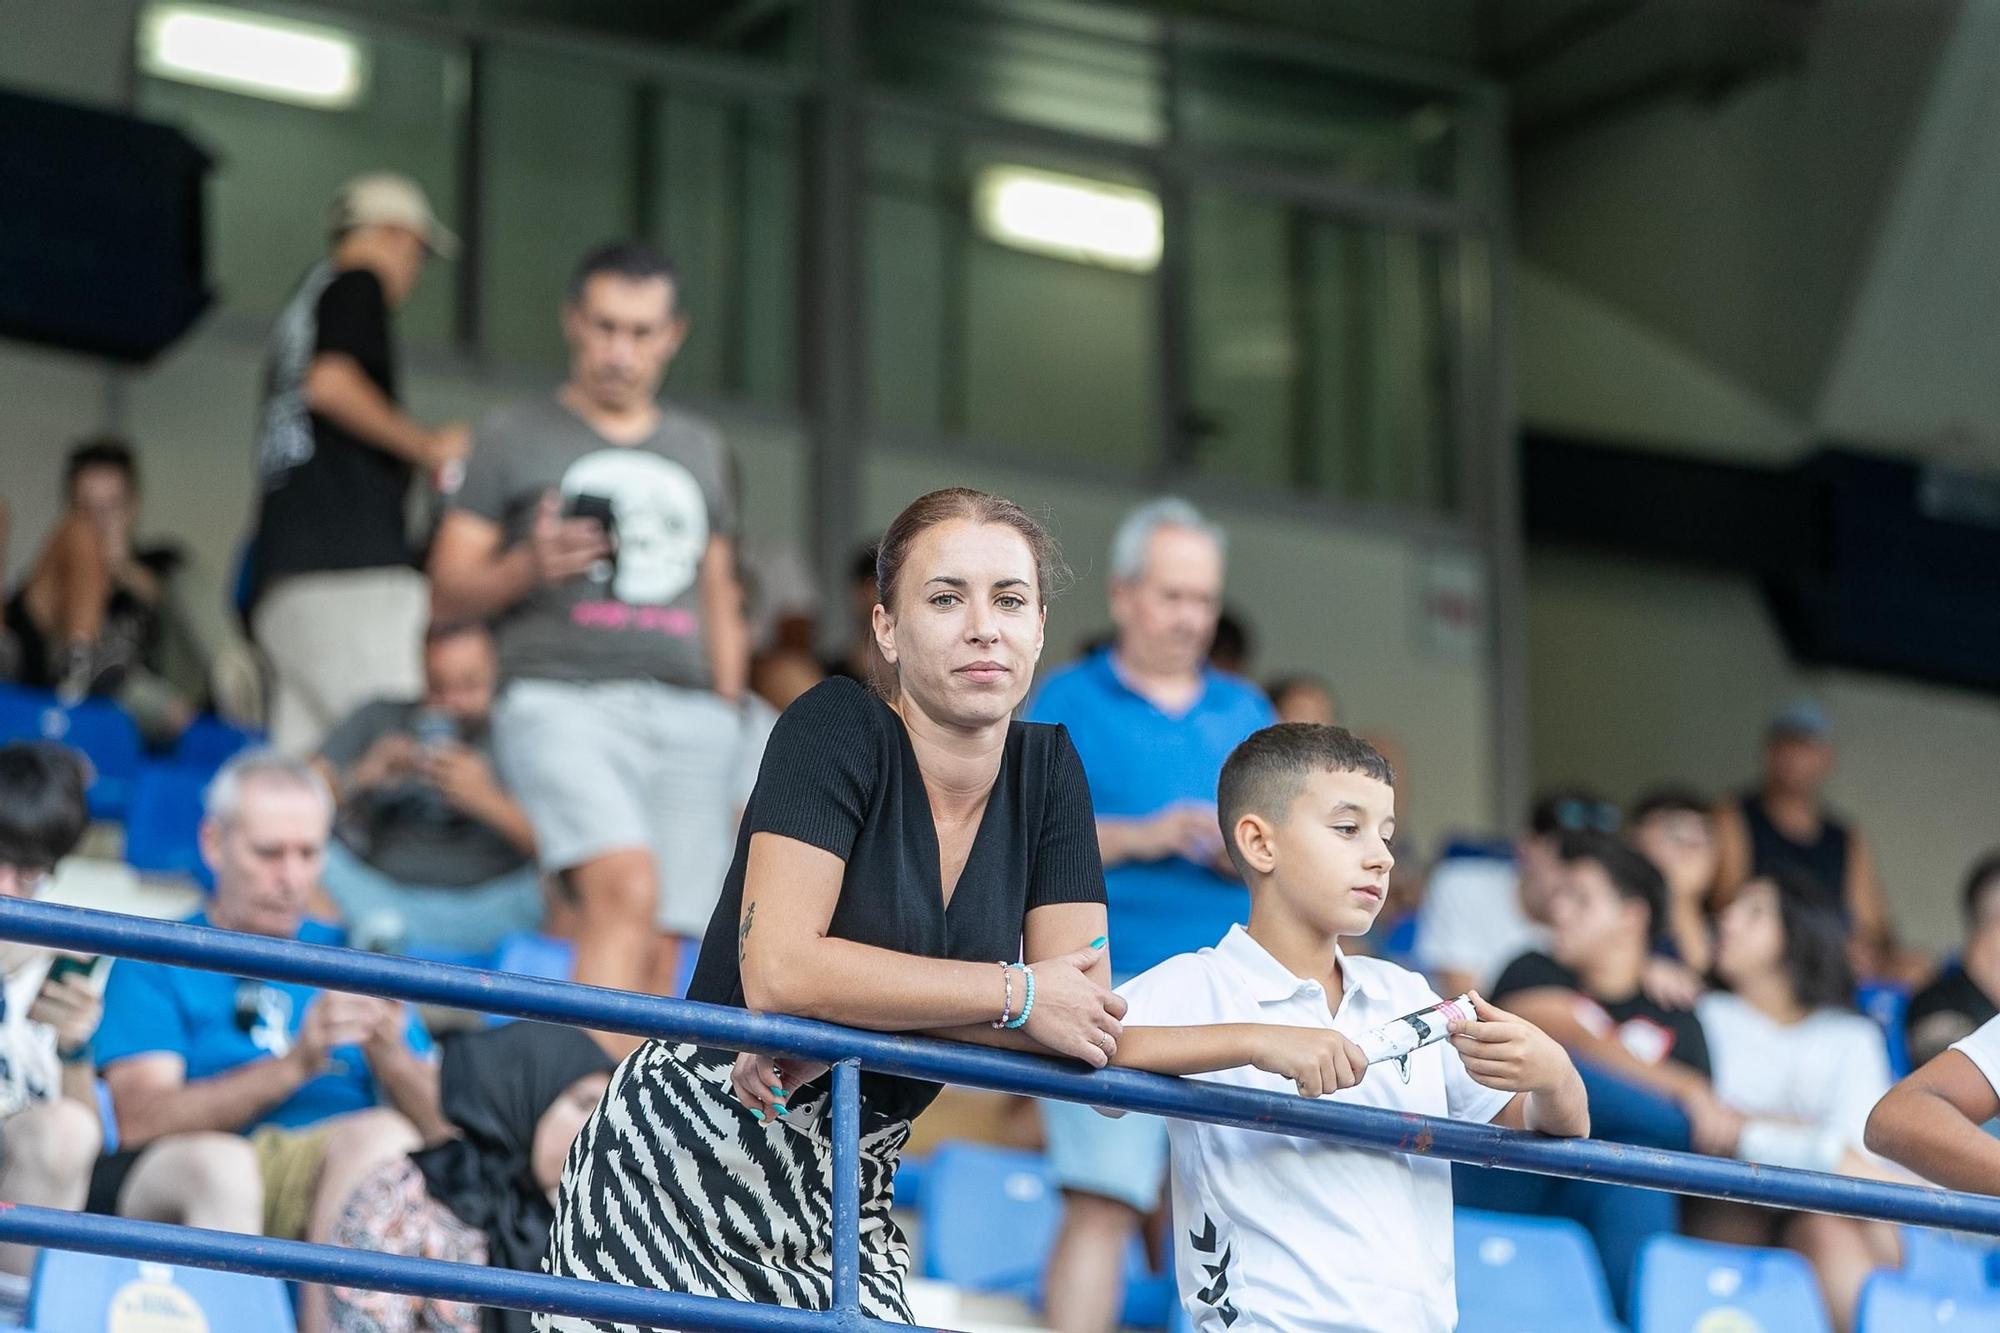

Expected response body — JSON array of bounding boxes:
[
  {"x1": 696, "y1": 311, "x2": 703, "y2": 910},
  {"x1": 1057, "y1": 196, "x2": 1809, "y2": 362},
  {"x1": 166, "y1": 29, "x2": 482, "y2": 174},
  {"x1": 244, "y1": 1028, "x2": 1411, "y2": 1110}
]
[
  {"x1": 1630, "y1": 787, "x2": 1709, "y2": 825},
  {"x1": 1961, "y1": 850, "x2": 2000, "y2": 926},
  {"x1": 1217, "y1": 723, "x2": 1393, "y2": 877},
  {"x1": 0, "y1": 742, "x2": 90, "y2": 871},
  {"x1": 1558, "y1": 830, "x2": 1667, "y2": 941}
]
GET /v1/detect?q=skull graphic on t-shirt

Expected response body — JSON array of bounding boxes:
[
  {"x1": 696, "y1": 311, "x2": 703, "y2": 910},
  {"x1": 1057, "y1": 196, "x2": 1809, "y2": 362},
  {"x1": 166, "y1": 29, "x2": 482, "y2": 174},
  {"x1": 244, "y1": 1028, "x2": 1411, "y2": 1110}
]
[{"x1": 559, "y1": 449, "x2": 711, "y2": 605}]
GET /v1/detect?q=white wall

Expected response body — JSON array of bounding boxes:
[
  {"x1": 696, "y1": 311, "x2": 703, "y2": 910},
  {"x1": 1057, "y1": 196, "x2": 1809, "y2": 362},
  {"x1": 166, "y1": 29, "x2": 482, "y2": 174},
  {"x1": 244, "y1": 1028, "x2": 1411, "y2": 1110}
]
[{"x1": 1528, "y1": 549, "x2": 2000, "y2": 952}]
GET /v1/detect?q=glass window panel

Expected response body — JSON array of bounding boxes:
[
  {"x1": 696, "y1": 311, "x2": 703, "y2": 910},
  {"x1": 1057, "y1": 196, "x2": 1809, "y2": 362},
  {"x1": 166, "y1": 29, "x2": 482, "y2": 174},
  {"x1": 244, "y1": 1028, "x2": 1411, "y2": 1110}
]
[
  {"x1": 137, "y1": 17, "x2": 462, "y2": 349},
  {"x1": 865, "y1": 124, "x2": 1157, "y2": 468},
  {"x1": 644, "y1": 93, "x2": 799, "y2": 408},
  {"x1": 473, "y1": 0, "x2": 807, "y2": 66},
  {"x1": 481, "y1": 49, "x2": 637, "y2": 370},
  {"x1": 1189, "y1": 190, "x2": 1455, "y2": 512},
  {"x1": 863, "y1": 0, "x2": 1164, "y2": 145},
  {"x1": 734, "y1": 104, "x2": 801, "y2": 408},
  {"x1": 865, "y1": 122, "x2": 951, "y2": 436},
  {"x1": 1177, "y1": 39, "x2": 1459, "y2": 191}
]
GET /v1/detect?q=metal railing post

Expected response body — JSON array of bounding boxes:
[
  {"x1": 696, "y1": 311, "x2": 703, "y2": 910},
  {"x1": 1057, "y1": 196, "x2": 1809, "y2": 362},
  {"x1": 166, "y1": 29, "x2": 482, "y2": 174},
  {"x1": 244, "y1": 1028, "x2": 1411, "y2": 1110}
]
[{"x1": 831, "y1": 1057, "x2": 863, "y2": 1319}]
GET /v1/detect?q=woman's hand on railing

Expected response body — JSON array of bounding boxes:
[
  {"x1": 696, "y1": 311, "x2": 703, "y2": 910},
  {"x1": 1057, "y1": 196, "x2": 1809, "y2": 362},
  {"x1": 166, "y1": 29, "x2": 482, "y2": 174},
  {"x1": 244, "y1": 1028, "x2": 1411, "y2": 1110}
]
[
  {"x1": 1248, "y1": 1026, "x2": 1371, "y2": 1098},
  {"x1": 729, "y1": 1051, "x2": 832, "y2": 1122},
  {"x1": 1025, "y1": 946, "x2": 1127, "y2": 1068}
]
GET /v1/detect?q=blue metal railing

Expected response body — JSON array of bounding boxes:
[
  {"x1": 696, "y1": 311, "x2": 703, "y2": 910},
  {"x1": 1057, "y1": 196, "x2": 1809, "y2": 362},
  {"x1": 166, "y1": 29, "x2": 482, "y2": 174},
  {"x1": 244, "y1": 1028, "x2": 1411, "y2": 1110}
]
[{"x1": 2, "y1": 895, "x2": 1995, "y2": 1333}]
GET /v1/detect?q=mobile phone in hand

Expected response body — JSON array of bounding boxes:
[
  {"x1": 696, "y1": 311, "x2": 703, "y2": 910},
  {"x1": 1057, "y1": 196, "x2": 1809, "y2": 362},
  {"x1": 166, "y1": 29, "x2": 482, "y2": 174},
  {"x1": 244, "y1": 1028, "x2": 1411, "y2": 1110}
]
[
  {"x1": 563, "y1": 491, "x2": 618, "y2": 585},
  {"x1": 45, "y1": 954, "x2": 111, "y2": 993}
]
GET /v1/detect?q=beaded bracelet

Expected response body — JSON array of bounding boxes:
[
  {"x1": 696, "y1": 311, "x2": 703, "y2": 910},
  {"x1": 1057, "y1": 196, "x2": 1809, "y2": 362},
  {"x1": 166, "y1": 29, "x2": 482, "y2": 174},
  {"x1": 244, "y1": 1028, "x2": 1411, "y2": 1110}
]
[
  {"x1": 1005, "y1": 964, "x2": 1035, "y2": 1031},
  {"x1": 991, "y1": 961, "x2": 1015, "y2": 1029}
]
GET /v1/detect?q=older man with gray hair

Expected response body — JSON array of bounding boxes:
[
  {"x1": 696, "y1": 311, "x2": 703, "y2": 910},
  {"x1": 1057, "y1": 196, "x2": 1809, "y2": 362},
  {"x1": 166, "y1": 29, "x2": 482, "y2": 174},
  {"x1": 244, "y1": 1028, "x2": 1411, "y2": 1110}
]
[
  {"x1": 1029, "y1": 497, "x2": 1275, "y2": 1333},
  {"x1": 87, "y1": 750, "x2": 446, "y2": 1332}
]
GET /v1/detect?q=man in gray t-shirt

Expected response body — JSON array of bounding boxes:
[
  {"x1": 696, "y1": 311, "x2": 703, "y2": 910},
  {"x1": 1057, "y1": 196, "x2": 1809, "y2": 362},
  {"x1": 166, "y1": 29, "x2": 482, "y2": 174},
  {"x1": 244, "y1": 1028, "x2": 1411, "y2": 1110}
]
[
  {"x1": 451, "y1": 395, "x2": 735, "y2": 688},
  {"x1": 430, "y1": 242, "x2": 750, "y2": 1036}
]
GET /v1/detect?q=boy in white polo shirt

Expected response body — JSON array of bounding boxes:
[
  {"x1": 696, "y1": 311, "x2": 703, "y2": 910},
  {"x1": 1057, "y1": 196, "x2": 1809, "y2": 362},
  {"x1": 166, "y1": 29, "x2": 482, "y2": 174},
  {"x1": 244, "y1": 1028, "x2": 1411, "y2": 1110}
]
[
  {"x1": 1865, "y1": 1009, "x2": 2000, "y2": 1193},
  {"x1": 1110, "y1": 724, "x2": 1589, "y2": 1333}
]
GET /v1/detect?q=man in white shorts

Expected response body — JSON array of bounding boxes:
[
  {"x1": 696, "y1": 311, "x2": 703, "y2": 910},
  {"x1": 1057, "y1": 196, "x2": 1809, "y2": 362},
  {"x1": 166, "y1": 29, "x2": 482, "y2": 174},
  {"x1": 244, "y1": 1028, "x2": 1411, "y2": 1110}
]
[{"x1": 430, "y1": 241, "x2": 749, "y2": 1044}]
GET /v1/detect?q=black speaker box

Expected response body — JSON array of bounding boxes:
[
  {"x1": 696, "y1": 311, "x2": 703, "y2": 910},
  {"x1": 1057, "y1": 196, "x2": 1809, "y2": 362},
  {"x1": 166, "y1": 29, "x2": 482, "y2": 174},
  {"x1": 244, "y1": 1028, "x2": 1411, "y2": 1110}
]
[{"x1": 0, "y1": 89, "x2": 213, "y2": 363}]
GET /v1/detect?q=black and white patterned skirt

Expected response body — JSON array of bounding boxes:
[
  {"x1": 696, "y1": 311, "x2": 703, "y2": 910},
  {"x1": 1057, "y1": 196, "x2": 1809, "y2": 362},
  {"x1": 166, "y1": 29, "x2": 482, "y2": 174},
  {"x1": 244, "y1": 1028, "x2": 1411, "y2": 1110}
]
[{"x1": 537, "y1": 1040, "x2": 913, "y2": 1332}]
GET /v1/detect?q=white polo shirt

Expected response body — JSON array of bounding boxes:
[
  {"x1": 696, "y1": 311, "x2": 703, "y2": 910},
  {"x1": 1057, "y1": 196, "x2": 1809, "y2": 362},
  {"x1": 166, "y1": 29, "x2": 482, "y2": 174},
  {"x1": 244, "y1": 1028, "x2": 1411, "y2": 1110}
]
[
  {"x1": 1951, "y1": 1012, "x2": 2000, "y2": 1094},
  {"x1": 1117, "y1": 925, "x2": 1512, "y2": 1333}
]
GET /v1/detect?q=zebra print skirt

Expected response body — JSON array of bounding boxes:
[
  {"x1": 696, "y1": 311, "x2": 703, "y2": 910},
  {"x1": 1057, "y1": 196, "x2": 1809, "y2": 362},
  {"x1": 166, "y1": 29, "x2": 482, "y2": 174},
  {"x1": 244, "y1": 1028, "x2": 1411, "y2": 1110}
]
[{"x1": 537, "y1": 1040, "x2": 914, "y2": 1331}]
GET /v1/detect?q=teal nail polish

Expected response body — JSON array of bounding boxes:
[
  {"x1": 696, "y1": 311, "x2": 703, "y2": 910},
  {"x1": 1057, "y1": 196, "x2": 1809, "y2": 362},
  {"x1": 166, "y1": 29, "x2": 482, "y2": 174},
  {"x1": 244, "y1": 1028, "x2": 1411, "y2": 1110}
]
[
  {"x1": 1090, "y1": 936, "x2": 1107, "y2": 949},
  {"x1": 751, "y1": 1109, "x2": 766, "y2": 1122},
  {"x1": 770, "y1": 1085, "x2": 786, "y2": 1097},
  {"x1": 775, "y1": 1103, "x2": 789, "y2": 1118}
]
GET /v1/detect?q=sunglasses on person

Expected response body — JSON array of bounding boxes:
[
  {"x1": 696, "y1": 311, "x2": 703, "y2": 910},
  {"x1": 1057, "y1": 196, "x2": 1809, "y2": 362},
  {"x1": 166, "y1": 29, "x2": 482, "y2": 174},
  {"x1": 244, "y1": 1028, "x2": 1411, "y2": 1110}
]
[{"x1": 1550, "y1": 799, "x2": 1620, "y2": 835}]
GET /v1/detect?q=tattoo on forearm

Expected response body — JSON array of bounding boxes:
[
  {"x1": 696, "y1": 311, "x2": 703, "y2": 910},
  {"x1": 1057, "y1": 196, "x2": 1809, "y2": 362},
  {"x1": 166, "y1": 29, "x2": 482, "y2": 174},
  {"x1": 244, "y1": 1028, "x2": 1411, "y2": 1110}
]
[{"x1": 739, "y1": 902, "x2": 756, "y2": 965}]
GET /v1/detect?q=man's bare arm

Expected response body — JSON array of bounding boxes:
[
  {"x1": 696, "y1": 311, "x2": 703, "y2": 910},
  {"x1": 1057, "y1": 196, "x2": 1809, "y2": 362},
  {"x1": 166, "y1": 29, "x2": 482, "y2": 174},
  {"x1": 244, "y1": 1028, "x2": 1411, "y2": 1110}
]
[{"x1": 304, "y1": 354, "x2": 461, "y2": 467}]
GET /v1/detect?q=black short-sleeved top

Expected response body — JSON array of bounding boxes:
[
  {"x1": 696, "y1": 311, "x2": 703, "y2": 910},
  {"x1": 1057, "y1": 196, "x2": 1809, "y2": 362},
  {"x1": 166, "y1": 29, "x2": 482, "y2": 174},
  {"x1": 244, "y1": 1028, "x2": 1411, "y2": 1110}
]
[
  {"x1": 1492, "y1": 950, "x2": 1713, "y2": 1080},
  {"x1": 687, "y1": 676, "x2": 1106, "y2": 1122},
  {"x1": 252, "y1": 265, "x2": 414, "y2": 595}
]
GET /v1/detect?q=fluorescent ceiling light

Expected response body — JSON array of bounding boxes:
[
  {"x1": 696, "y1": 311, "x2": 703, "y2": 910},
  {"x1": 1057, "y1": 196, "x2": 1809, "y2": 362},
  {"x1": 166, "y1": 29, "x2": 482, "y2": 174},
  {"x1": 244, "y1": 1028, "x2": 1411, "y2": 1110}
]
[
  {"x1": 975, "y1": 165, "x2": 1162, "y2": 273},
  {"x1": 141, "y1": 4, "x2": 365, "y2": 109}
]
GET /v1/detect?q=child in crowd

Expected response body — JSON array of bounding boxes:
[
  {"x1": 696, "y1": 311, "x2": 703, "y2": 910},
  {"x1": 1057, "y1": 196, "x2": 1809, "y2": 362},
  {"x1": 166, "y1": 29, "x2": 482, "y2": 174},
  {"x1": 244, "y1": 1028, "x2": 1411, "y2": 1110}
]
[{"x1": 1109, "y1": 724, "x2": 1589, "y2": 1333}]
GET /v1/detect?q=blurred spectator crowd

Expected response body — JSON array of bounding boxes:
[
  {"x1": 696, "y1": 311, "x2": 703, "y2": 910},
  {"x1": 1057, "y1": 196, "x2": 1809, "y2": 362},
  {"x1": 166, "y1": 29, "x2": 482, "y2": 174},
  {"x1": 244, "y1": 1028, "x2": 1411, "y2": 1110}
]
[{"x1": 1, "y1": 170, "x2": 1995, "y2": 1333}]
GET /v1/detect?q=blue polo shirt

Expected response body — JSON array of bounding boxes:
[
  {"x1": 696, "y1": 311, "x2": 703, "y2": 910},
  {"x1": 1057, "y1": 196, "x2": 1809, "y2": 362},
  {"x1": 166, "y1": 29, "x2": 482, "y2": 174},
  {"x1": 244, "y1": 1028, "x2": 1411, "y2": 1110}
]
[
  {"x1": 95, "y1": 913, "x2": 434, "y2": 1133},
  {"x1": 1028, "y1": 650, "x2": 1275, "y2": 980}
]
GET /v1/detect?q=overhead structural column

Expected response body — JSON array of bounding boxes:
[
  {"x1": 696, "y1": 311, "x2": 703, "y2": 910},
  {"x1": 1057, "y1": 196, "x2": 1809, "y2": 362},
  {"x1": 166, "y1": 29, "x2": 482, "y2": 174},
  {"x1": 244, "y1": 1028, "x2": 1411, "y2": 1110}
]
[{"x1": 801, "y1": 0, "x2": 868, "y2": 615}]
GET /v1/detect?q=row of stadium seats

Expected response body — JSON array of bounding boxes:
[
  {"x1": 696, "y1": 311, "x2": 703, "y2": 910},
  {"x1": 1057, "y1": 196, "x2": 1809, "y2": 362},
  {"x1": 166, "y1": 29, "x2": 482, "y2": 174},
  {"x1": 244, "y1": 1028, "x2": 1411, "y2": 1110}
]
[
  {"x1": 0, "y1": 682, "x2": 260, "y2": 830},
  {"x1": 14, "y1": 1208, "x2": 2000, "y2": 1332},
  {"x1": 909, "y1": 1143, "x2": 2000, "y2": 1332}
]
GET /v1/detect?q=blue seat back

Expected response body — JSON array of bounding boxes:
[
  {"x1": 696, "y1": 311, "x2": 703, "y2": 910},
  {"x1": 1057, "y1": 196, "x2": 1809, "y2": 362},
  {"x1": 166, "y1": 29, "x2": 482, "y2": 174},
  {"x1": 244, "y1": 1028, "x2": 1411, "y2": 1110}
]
[
  {"x1": 919, "y1": 1143, "x2": 1061, "y2": 1295},
  {"x1": 171, "y1": 715, "x2": 263, "y2": 775},
  {"x1": 915, "y1": 1142, "x2": 1173, "y2": 1326},
  {"x1": 0, "y1": 688, "x2": 143, "y2": 820},
  {"x1": 1635, "y1": 1234, "x2": 1830, "y2": 1333},
  {"x1": 1900, "y1": 1226, "x2": 1998, "y2": 1296},
  {"x1": 1857, "y1": 983, "x2": 1913, "y2": 1078},
  {"x1": 1455, "y1": 1208, "x2": 1620, "y2": 1331},
  {"x1": 1859, "y1": 1272, "x2": 2000, "y2": 1331},
  {"x1": 28, "y1": 1252, "x2": 296, "y2": 1331},
  {"x1": 124, "y1": 763, "x2": 214, "y2": 887},
  {"x1": 483, "y1": 933, "x2": 578, "y2": 1026}
]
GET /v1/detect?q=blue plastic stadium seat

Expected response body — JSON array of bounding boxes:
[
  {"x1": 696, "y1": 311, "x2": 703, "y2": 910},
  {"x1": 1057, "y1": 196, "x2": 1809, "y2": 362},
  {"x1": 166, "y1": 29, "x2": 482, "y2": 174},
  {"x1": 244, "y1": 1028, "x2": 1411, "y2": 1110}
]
[
  {"x1": 124, "y1": 763, "x2": 214, "y2": 886},
  {"x1": 482, "y1": 932, "x2": 577, "y2": 1026},
  {"x1": 492, "y1": 931, "x2": 575, "y2": 980},
  {"x1": 1859, "y1": 1272, "x2": 2000, "y2": 1331},
  {"x1": 1857, "y1": 983, "x2": 1913, "y2": 1078},
  {"x1": 893, "y1": 1152, "x2": 930, "y2": 1212},
  {"x1": 920, "y1": 1143, "x2": 1061, "y2": 1296},
  {"x1": 917, "y1": 1142, "x2": 1173, "y2": 1326},
  {"x1": 1900, "y1": 1226, "x2": 1999, "y2": 1296},
  {"x1": 0, "y1": 688, "x2": 143, "y2": 821},
  {"x1": 171, "y1": 714, "x2": 263, "y2": 775},
  {"x1": 1455, "y1": 1208, "x2": 1624, "y2": 1332},
  {"x1": 1634, "y1": 1234, "x2": 1831, "y2": 1333},
  {"x1": 28, "y1": 1252, "x2": 296, "y2": 1331}
]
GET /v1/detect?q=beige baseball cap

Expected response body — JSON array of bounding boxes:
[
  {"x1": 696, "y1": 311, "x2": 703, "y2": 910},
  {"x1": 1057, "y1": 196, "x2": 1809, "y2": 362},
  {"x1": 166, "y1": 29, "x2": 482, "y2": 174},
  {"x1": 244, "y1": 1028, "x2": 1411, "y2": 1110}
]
[{"x1": 329, "y1": 171, "x2": 460, "y2": 259}]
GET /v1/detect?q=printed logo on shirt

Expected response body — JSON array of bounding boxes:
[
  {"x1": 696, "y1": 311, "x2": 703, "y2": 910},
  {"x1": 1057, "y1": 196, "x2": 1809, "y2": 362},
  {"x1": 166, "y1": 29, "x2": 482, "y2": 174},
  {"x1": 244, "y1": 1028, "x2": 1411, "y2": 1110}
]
[
  {"x1": 248, "y1": 986, "x2": 295, "y2": 1059},
  {"x1": 1570, "y1": 996, "x2": 1678, "y2": 1065},
  {"x1": 1189, "y1": 1214, "x2": 1239, "y2": 1327},
  {"x1": 559, "y1": 449, "x2": 710, "y2": 609},
  {"x1": 1616, "y1": 1015, "x2": 1677, "y2": 1066}
]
